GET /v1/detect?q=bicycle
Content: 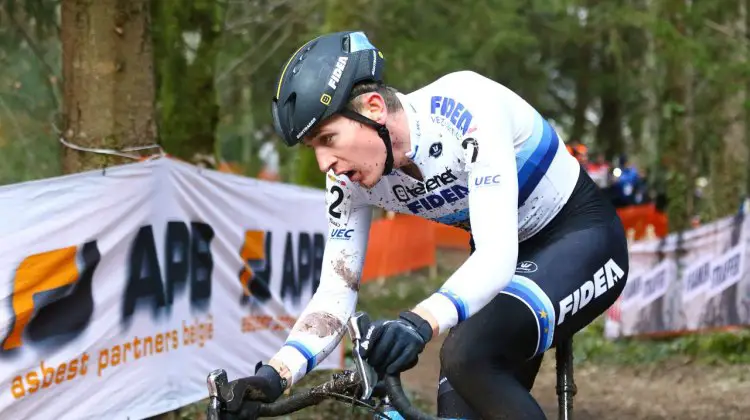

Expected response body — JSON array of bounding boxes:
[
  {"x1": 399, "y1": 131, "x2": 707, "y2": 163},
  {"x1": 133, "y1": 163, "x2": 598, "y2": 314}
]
[{"x1": 206, "y1": 311, "x2": 578, "y2": 420}]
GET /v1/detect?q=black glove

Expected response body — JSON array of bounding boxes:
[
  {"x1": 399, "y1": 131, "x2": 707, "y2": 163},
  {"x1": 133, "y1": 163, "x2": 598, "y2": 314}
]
[
  {"x1": 216, "y1": 363, "x2": 285, "y2": 420},
  {"x1": 359, "y1": 311, "x2": 433, "y2": 375},
  {"x1": 217, "y1": 399, "x2": 260, "y2": 420}
]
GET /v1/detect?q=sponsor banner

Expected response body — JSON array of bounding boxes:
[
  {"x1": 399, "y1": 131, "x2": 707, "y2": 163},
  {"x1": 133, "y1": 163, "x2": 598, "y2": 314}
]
[
  {"x1": 0, "y1": 158, "x2": 342, "y2": 419},
  {"x1": 620, "y1": 272, "x2": 644, "y2": 311},
  {"x1": 607, "y1": 201, "x2": 750, "y2": 338},
  {"x1": 706, "y1": 243, "x2": 746, "y2": 300},
  {"x1": 640, "y1": 259, "x2": 676, "y2": 309},
  {"x1": 682, "y1": 256, "x2": 713, "y2": 304}
]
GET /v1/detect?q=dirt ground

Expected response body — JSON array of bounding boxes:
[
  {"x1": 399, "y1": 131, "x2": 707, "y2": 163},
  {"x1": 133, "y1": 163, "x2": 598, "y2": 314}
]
[{"x1": 402, "y1": 335, "x2": 750, "y2": 419}]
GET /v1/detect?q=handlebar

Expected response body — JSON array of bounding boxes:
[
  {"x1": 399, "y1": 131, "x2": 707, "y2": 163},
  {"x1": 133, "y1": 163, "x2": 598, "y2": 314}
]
[
  {"x1": 258, "y1": 370, "x2": 363, "y2": 416},
  {"x1": 383, "y1": 375, "x2": 442, "y2": 420},
  {"x1": 207, "y1": 368, "x2": 446, "y2": 420},
  {"x1": 207, "y1": 310, "x2": 448, "y2": 419}
]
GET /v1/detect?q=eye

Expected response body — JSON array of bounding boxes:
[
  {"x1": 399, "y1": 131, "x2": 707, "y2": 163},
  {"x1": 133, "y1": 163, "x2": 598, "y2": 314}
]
[{"x1": 321, "y1": 134, "x2": 334, "y2": 145}]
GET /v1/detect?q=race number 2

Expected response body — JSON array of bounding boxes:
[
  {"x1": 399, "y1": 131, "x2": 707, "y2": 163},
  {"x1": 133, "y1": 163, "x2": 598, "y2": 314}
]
[{"x1": 328, "y1": 185, "x2": 344, "y2": 219}]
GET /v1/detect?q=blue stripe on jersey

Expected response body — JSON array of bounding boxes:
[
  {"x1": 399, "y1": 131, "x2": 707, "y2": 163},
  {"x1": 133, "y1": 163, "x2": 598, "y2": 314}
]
[
  {"x1": 516, "y1": 113, "x2": 560, "y2": 207},
  {"x1": 284, "y1": 341, "x2": 316, "y2": 373},
  {"x1": 500, "y1": 276, "x2": 556, "y2": 357},
  {"x1": 433, "y1": 208, "x2": 470, "y2": 225},
  {"x1": 437, "y1": 289, "x2": 468, "y2": 322}
]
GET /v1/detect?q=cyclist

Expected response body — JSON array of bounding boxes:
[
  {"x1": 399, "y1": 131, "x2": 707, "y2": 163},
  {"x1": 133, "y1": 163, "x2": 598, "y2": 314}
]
[{"x1": 222, "y1": 31, "x2": 630, "y2": 419}]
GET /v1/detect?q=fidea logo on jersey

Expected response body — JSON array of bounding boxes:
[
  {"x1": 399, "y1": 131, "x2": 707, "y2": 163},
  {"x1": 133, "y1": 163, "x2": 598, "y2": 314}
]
[
  {"x1": 430, "y1": 96, "x2": 473, "y2": 136},
  {"x1": 557, "y1": 258, "x2": 625, "y2": 325}
]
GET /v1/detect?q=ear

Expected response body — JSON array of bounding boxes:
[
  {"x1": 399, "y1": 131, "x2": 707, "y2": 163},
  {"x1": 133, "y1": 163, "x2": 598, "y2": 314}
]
[{"x1": 360, "y1": 92, "x2": 387, "y2": 125}]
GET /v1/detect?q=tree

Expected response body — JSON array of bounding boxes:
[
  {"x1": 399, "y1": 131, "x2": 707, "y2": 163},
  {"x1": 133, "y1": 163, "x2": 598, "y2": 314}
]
[
  {"x1": 152, "y1": 0, "x2": 226, "y2": 160},
  {"x1": 60, "y1": 0, "x2": 157, "y2": 174},
  {"x1": 0, "y1": 0, "x2": 61, "y2": 184}
]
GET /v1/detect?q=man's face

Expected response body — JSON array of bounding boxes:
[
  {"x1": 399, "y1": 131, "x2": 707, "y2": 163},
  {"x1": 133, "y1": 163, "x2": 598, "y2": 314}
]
[{"x1": 303, "y1": 94, "x2": 388, "y2": 188}]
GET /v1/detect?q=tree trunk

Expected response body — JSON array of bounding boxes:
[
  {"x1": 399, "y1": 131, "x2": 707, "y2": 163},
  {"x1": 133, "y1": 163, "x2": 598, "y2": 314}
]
[
  {"x1": 595, "y1": 29, "x2": 624, "y2": 161},
  {"x1": 570, "y1": 42, "x2": 592, "y2": 145},
  {"x1": 61, "y1": 0, "x2": 157, "y2": 174},
  {"x1": 660, "y1": 0, "x2": 692, "y2": 233},
  {"x1": 721, "y1": 0, "x2": 749, "y2": 212}
]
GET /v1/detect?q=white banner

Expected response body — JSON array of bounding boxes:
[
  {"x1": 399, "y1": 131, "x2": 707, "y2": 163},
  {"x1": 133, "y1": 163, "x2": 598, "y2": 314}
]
[
  {"x1": 607, "y1": 200, "x2": 750, "y2": 338},
  {"x1": 681, "y1": 256, "x2": 713, "y2": 304},
  {"x1": 640, "y1": 259, "x2": 676, "y2": 308},
  {"x1": 707, "y1": 243, "x2": 746, "y2": 300},
  {"x1": 0, "y1": 158, "x2": 343, "y2": 419},
  {"x1": 619, "y1": 272, "x2": 643, "y2": 311}
]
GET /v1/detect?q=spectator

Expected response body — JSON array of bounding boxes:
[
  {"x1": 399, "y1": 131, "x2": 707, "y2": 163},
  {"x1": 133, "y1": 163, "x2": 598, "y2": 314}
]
[
  {"x1": 611, "y1": 154, "x2": 642, "y2": 208},
  {"x1": 258, "y1": 141, "x2": 280, "y2": 181},
  {"x1": 566, "y1": 140, "x2": 588, "y2": 166},
  {"x1": 585, "y1": 152, "x2": 611, "y2": 189}
]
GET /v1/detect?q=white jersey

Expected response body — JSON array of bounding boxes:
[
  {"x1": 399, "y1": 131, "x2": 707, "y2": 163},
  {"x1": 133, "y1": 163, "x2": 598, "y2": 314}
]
[{"x1": 273, "y1": 71, "x2": 581, "y2": 384}]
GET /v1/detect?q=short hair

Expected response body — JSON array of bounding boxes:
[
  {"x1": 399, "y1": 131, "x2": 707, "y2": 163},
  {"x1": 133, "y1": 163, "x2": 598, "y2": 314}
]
[{"x1": 345, "y1": 81, "x2": 403, "y2": 114}]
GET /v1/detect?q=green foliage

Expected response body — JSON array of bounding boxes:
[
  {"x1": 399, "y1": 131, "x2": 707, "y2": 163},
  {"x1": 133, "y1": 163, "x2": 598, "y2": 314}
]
[
  {"x1": 4, "y1": 0, "x2": 750, "y2": 225},
  {"x1": 0, "y1": 0, "x2": 60, "y2": 185},
  {"x1": 576, "y1": 318, "x2": 750, "y2": 366},
  {"x1": 153, "y1": 0, "x2": 226, "y2": 160}
]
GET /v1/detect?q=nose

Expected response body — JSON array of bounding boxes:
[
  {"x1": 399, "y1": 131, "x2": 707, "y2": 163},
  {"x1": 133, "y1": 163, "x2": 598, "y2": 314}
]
[{"x1": 314, "y1": 147, "x2": 337, "y2": 173}]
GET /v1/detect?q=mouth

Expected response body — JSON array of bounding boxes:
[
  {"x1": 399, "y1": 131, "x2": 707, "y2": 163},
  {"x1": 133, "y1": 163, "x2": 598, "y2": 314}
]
[{"x1": 334, "y1": 169, "x2": 362, "y2": 182}]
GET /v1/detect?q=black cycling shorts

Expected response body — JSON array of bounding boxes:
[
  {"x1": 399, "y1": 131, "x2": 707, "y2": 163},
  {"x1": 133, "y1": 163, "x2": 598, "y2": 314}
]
[{"x1": 437, "y1": 166, "x2": 630, "y2": 419}]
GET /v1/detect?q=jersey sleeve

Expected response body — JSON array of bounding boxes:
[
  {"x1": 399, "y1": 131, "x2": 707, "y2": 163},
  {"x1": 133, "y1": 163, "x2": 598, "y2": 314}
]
[
  {"x1": 416, "y1": 107, "x2": 520, "y2": 334},
  {"x1": 271, "y1": 172, "x2": 372, "y2": 385}
]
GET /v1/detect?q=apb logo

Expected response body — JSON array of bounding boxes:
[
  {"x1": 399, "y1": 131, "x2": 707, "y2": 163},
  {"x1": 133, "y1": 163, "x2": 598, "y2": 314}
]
[
  {"x1": 122, "y1": 222, "x2": 215, "y2": 321},
  {"x1": 2, "y1": 242, "x2": 101, "y2": 352},
  {"x1": 238, "y1": 230, "x2": 326, "y2": 307},
  {"x1": 238, "y1": 230, "x2": 272, "y2": 303},
  {"x1": 2, "y1": 221, "x2": 217, "y2": 353}
]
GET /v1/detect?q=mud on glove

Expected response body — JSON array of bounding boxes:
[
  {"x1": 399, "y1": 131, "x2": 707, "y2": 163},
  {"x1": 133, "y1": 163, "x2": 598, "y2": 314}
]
[{"x1": 359, "y1": 311, "x2": 433, "y2": 375}]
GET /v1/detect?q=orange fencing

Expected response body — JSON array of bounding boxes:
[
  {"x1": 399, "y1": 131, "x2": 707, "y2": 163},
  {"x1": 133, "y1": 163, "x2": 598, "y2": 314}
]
[
  {"x1": 361, "y1": 214, "x2": 438, "y2": 282},
  {"x1": 360, "y1": 204, "x2": 669, "y2": 282},
  {"x1": 616, "y1": 203, "x2": 668, "y2": 240},
  {"x1": 434, "y1": 223, "x2": 471, "y2": 250}
]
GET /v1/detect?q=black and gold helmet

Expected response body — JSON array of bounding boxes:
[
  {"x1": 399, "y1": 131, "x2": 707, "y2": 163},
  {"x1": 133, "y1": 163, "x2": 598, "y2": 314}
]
[{"x1": 272, "y1": 31, "x2": 386, "y2": 146}]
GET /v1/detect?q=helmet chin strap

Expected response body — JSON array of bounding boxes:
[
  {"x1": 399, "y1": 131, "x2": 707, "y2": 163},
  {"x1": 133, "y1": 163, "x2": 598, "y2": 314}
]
[{"x1": 340, "y1": 109, "x2": 395, "y2": 176}]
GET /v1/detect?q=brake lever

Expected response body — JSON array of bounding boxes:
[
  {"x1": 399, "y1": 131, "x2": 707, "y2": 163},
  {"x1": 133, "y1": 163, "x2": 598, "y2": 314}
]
[
  {"x1": 347, "y1": 312, "x2": 378, "y2": 401},
  {"x1": 206, "y1": 370, "x2": 226, "y2": 420},
  {"x1": 206, "y1": 369, "x2": 257, "y2": 417}
]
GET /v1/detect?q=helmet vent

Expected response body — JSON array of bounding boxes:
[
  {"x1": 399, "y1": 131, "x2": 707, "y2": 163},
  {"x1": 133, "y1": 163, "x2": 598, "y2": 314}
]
[
  {"x1": 341, "y1": 35, "x2": 350, "y2": 52},
  {"x1": 286, "y1": 92, "x2": 297, "y2": 130}
]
